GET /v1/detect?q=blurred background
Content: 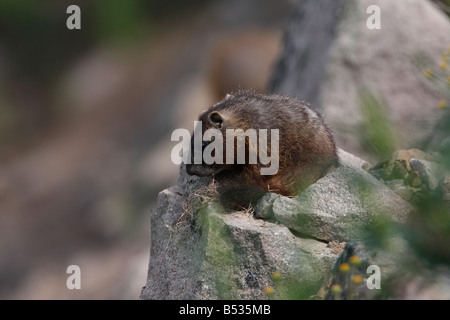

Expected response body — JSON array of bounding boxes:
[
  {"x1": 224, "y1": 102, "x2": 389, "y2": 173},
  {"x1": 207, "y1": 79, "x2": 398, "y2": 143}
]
[
  {"x1": 0, "y1": 0, "x2": 449, "y2": 299},
  {"x1": 0, "y1": 0, "x2": 291, "y2": 299}
]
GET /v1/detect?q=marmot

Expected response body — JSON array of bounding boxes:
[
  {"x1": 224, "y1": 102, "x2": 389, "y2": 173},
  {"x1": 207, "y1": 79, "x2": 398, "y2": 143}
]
[{"x1": 186, "y1": 90, "x2": 338, "y2": 208}]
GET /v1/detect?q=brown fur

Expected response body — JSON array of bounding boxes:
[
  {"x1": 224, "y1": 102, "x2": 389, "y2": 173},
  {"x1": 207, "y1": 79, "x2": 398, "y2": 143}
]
[{"x1": 186, "y1": 90, "x2": 338, "y2": 208}]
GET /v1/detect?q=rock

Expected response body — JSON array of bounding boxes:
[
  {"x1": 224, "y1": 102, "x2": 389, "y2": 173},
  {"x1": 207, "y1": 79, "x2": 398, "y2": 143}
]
[
  {"x1": 384, "y1": 179, "x2": 405, "y2": 187},
  {"x1": 140, "y1": 150, "x2": 414, "y2": 300},
  {"x1": 367, "y1": 149, "x2": 441, "y2": 195},
  {"x1": 268, "y1": 0, "x2": 346, "y2": 106},
  {"x1": 392, "y1": 149, "x2": 433, "y2": 171},
  {"x1": 440, "y1": 176, "x2": 450, "y2": 204},
  {"x1": 409, "y1": 158, "x2": 440, "y2": 191},
  {"x1": 337, "y1": 148, "x2": 371, "y2": 170},
  {"x1": 140, "y1": 188, "x2": 340, "y2": 300},
  {"x1": 320, "y1": 0, "x2": 450, "y2": 162},
  {"x1": 388, "y1": 184, "x2": 414, "y2": 202},
  {"x1": 369, "y1": 148, "x2": 433, "y2": 182},
  {"x1": 253, "y1": 192, "x2": 279, "y2": 219},
  {"x1": 139, "y1": 186, "x2": 198, "y2": 300},
  {"x1": 407, "y1": 170, "x2": 422, "y2": 189},
  {"x1": 272, "y1": 151, "x2": 412, "y2": 242}
]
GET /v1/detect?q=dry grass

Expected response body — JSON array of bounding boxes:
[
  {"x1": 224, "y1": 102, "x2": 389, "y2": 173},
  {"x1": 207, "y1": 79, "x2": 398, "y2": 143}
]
[
  {"x1": 177, "y1": 179, "x2": 219, "y2": 228},
  {"x1": 176, "y1": 177, "x2": 258, "y2": 228}
]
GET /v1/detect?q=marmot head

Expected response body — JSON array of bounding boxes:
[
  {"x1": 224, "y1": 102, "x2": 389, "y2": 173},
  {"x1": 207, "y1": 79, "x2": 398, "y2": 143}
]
[{"x1": 186, "y1": 94, "x2": 254, "y2": 177}]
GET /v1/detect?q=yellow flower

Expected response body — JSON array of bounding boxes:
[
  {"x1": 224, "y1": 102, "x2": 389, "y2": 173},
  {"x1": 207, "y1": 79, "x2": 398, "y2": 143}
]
[
  {"x1": 351, "y1": 275, "x2": 364, "y2": 284},
  {"x1": 330, "y1": 284, "x2": 342, "y2": 295},
  {"x1": 438, "y1": 99, "x2": 448, "y2": 110},
  {"x1": 264, "y1": 286, "x2": 275, "y2": 296},
  {"x1": 424, "y1": 68, "x2": 433, "y2": 78},
  {"x1": 271, "y1": 271, "x2": 282, "y2": 281},
  {"x1": 349, "y1": 255, "x2": 361, "y2": 266},
  {"x1": 439, "y1": 60, "x2": 448, "y2": 70},
  {"x1": 339, "y1": 262, "x2": 350, "y2": 273}
]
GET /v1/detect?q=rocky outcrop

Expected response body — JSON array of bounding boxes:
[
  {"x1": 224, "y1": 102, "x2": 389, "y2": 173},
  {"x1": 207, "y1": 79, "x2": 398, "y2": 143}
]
[
  {"x1": 139, "y1": 181, "x2": 339, "y2": 299},
  {"x1": 368, "y1": 148, "x2": 450, "y2": 204},
  {"x1": 140, "y1": 149, "x2": 414, "y2": 300},
  {"x1": 271, "y1": 149, "x2": 411, "y2": 243},
  {"x1": 141, "y1": 194, "x2": 337, "y2": 299},
  {"x1": 318, "y1": 148, "x2": 450, "y2": 300},
  {"x1": 139, "y1": 0, "x2": 450, "y2": 299}
]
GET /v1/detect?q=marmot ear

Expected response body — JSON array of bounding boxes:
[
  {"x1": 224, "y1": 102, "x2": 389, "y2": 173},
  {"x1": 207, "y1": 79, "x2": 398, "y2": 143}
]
[{"x1": 208, "y1": 111, "x2": 224, "y2": 129}]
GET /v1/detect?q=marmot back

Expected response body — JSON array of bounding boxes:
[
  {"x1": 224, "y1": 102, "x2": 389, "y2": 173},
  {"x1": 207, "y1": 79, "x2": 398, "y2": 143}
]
[{"x1": 186, "y1": 90, "x2": 338, "y2": 208}]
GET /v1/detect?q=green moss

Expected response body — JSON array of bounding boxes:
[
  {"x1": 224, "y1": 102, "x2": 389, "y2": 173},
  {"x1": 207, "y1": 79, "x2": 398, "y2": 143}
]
[{"x1": 195, "y1": 203, "x2": 238, "y2": 299}]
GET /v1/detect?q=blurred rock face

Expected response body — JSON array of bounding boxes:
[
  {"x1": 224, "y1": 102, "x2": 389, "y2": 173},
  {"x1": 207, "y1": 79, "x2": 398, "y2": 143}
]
[
  {"x1": 269, "y1": 0, "x2": 347, "y2": 106},
  {"x1": 269, "y1": 0, "x2": 450, "y2": 163},
  {"x1": 319, "y1": 0, "x2": 450, "y2": 161}
]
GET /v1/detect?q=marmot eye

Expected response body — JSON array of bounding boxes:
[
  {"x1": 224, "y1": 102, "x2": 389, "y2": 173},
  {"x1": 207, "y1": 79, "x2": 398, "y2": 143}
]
[
  {"x1": 208, "y1": 111, "x2": 223, "y2": 129},
  {"x1": 202, "y1": 142, "x2": 207, "y2": 148}
]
